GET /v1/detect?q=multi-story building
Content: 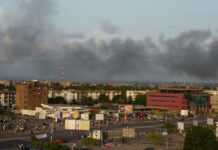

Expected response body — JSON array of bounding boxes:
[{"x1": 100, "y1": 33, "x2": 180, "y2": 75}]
[
  {"x1": 105, "y1": 90, "x2": 122, "y2": 101},
  {"x1": 147, "y1": 92, "x2": 188, "y2": 111},
  {"x1": 0, "y1": 89, "x2": 16, "y2": 110},
  {"x1": 126, "y1": 90, "x2": 150, "y2": 100},
  {"x1": 48, "y1": 89, "x2": 81, "y2": 103},
  {"x1": 16, "y1": 82, "x2": 48, "y2": 110},
  {"x1": 48, "y1": 89, "x2": 122, "y2": 103},
  {"x1": 205, "y1": 90, "x2": 218, "y2": 112}
]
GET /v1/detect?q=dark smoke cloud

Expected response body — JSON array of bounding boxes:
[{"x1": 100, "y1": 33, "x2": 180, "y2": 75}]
[
  {"x1": 159, "y1": 30, "x2": 218, "y2": 79},
  {"x1": 0, "y1": 0, "x2": 218, "y2": 81},
  {"x1": 0, "y1": 0, "x2": 54, "y2": 63}
]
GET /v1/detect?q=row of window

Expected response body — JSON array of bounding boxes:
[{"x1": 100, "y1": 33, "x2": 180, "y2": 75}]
[{"x1": 148, "y1": 95, "x2": 183, "y2": 98}]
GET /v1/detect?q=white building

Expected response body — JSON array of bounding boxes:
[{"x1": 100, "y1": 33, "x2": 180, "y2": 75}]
[
  {"x1": 0, "y1": 90, "x2": 16, "y2": 110},
  {"x1": 49, "y1": 89, "x2": 80, "y2": 103},
  {"x1": 48, "y1": 89, "x2": 123, "y2": 103},
  {"x1": 105, "y1": 90, "x2": 122, "y2": 101},
  {"x1": 87, "y1": 91, "x2": 101, "y2": 100},
  {"x1": 126, "y1": 90, "x2": 150, "y2": 100}
]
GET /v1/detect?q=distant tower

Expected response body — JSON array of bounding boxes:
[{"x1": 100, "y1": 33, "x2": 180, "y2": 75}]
[
  {"x1": 60, "y1": 66, "x2": 65, "y2": 81},
  {"x1": 58, "y1": 65, "x2": 65, "y2": 81}
]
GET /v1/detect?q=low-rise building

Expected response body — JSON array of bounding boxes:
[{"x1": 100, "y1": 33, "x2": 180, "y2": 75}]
[
  {"x1": 126, "y1": 90, "x2": 150, "y2": 100},
  {"x1": 48, "y1": 89, "x2": 122, "y2": 103},
  {"x1": 205, "y1": 90, "x2": 218, "y2": 112},
  {"x1": 147, "y1": 92, "x2": 188, "y2": 111}
]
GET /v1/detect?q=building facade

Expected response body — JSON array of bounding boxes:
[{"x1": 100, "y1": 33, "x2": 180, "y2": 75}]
[
  {"x1": 48, "y1": 89, "x2": 122, "y2": 103},
  {"x1": 16, "y1": 82, "x2": 48, "y2": 110},
  {"x1": 204, "y1": 90, "x2": 218, "y2": 112},
  {"x1": 126, "y1": 90, "x2": 150, "y2": 100},
  {"x1": 0, "y1": 89, "x2": 16, "y2": 110},
  {"x1": 147, "y1": 92, "x2": 188, "y2": 111}
]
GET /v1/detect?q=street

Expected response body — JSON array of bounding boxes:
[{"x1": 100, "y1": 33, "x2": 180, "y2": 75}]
[{"x1": 0, "y1": 117, "x2": 207, "y2": 150}]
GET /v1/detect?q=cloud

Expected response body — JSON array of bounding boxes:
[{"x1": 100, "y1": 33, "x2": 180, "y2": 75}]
[
  {"x1": 0, "y1": 0, "x2": 218, "y2": 82},
  {"x1": 159, "y1": 30, "x2": 218, "y2": 79},
  {"x1": 99, "y1": 20, "x2": 121, "y2": 34}
]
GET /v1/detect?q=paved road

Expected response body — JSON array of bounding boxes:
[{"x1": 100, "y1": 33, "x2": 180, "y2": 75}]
[{"x1": 0, "y1": 117, "x2": 207, "y2": 150}]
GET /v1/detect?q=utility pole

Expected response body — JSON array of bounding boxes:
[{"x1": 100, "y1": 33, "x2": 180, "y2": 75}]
[{"x1": 50, "y1": 121, "x2": 54, "y2": 142}]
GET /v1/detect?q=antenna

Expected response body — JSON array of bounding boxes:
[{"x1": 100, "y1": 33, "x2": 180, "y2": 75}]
[{"x1": 58, "y1": 65, "x2": 65, "y2": 81}]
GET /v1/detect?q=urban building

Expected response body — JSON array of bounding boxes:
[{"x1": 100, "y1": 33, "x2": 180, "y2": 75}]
[
  {"x1": 0, "y1": 89, "x2": 16, "y2": 110},
  {"x1": 48, "y1": 89, "x2": 122, "y2": 103},
  {"x1": 16, "y1": 82, "x2": 48, "y2": 110},
  {"x1": 126, "y1": 90, "x2": 150, "y2": 100},
  {"x1": 205, "y1": 90, "x2": 218, "y2": 112},
  {"x1": 147, "y1": 92, "x2": 188, "y2": 111}
]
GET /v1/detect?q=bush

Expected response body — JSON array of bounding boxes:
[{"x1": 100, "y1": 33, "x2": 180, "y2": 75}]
[
  {"x1": 145, "y1": 132, "x2": 165, "y2": 146},
  {"x1": 43, "y1": 142, "x2": 70, "y2": 150},
  {"x1": 80, "y1": 137, "x2": 100, "y2": 147},
  {"x1": 31, "y1": 138, "x2": 42, "y2": 149}
]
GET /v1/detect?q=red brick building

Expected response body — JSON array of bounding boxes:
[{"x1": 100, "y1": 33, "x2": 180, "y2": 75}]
[
  {"x1": 16, "y1": 82, "x2": 48, "y2": 110},
  {"x1": 147, "y1": 92, "x2": 188, "y2": 111}
]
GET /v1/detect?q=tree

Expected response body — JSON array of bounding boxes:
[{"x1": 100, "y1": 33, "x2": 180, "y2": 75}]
[
  {"x1": 99, "y1": 94, "x2": 109, "y2": 103},
  {"x1": 80, "y1": 137, "x2": 100, "y2": 147},
  {"x1": 163, "y1": 122, "x2": 176, "y2": 134},
  {"x1": 48, "y1": 96, "x2": 67, "y2": 104},
  {"x1": 184, "y1": 126, "x2": 218, "y2": 150},
  {"x1": 31, "y1": 138, "x2": 42, "y2": 149},
  {"x1": 79, "y1": 96, "x2": 97, "y2": 106},
  {"x1": 112, "y1": 95, "x2": 122, "y2": 104},
  {"x1": 145, "y1": 131, "x2": 165, "y2": 146},
  {"x1": 43, "y1": 143, "x2": 70, "y2": 150}
]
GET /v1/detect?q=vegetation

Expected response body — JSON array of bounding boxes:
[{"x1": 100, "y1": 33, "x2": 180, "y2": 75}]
[
  {"x1": 31, "y1": 138, "x2": 70, "y2": 150},
  {"x1": 48, "y1": 96, "x2": 67, "y2": 104},
  {"x1": 31, "y1": 138, "x2": 42, "y2": 149},
  {"x1": 80, "y1": 97, "x2": 97, "y2": 106},
  {"x1": 80, "y1": 137, "x2": 100, "y2": 147},
  {"x1": 145, "y1": 131, "x2": 165, "y2": 146},
  {"x1": 163, "y1": 122, "x2": 176, "y2": 133},
  {"x1": 183, "y1": 126, "x2": 218, "y2": 150},
  {"x1": 99, "y1": 94, "x2": 110, "y2": 103},
  {"x1": 69, "y1": 84, "x2": 156, "y2": 91},
  {"x1": 44, "y1": 143, "x2": 70, "y2": 150}
]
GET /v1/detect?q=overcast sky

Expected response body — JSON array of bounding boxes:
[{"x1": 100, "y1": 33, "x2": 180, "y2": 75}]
[
  {"x1": 56, "y1": 0, "x2": 218, "y2": 38},
  {"x1": 0, "y1": 0, "x2": 218, "y2": 82}
]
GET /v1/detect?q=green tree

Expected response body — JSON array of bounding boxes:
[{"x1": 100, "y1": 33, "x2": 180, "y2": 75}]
[
  {"x1": 99, "y1": 94, "x2": 109, "y2": 103},
  {"x1": 48, "y1": 96, "x2": 67, "y2": 104},
  {"x1": 80, "y1": 97, "x2": 96, "y2": 106},
  {"x1": 43, "y1": 143, "x2": 70, "y2": 150},
  {"x1": 31, "y1": 138, "x2": 42, "y2": 149},
  {"x1": 145, "y1": 131, "x2": 165, "y2": 146},
  {"x1": 163, "y1": 122, "x2": 176, "y2": 134},
  {"x1": 80, "y1": 137, "x2": 100, "y2": 147},
  {"x1": 112, "y1": 95, "x2": 122, "y2": 104},
  {"x1": 184, "y1": 126, "x2": 218, "y2": 150}
]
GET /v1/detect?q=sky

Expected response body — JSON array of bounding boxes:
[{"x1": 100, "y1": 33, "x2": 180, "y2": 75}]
[
  {"x1": 0, "y1": 0, "x2": 218, "y2": 82},
  {"x1": 56, "y1": 0, "x2": 218, "y2": 38}
]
